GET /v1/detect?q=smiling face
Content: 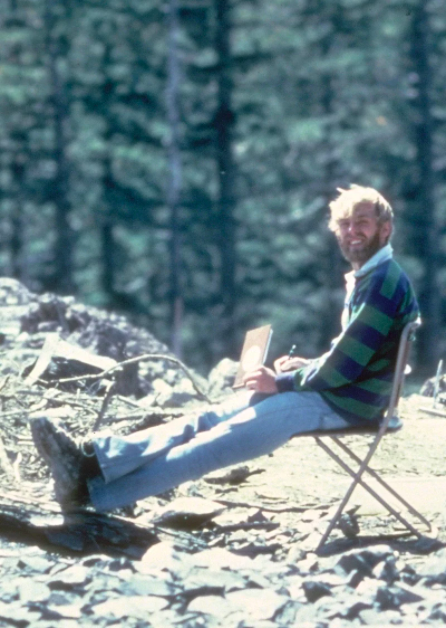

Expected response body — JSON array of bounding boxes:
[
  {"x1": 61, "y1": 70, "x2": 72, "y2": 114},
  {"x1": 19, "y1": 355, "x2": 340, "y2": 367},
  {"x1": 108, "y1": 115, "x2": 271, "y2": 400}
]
[{"x1": 336, "y1": 202, "x2": 392, "y2": 269}]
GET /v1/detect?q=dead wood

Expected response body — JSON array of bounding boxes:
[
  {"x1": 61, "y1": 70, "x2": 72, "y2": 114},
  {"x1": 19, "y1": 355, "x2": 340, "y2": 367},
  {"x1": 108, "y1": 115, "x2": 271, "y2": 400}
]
[
  {"x1": 0, "y1": 494, "x2": 159, "y2": 558},
  {"x1": 45, "y1": 353, "x2": 212, "y2": 402},
  {"x1": 214, "y1": 497, "x2": 335, "y2": 514},
  {"x1": 210, "y1": 521, "x2": 280, "y2": 533},
  {"x1": 93, "y1": 380, "x2": 116, "y2": 431},
  {"x1": 0, "y1": 434, "x2": 18, "y2": 482}
]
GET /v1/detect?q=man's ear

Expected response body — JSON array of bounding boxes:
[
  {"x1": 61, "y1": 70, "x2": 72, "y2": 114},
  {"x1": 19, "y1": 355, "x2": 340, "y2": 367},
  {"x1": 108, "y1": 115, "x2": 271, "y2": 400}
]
[{"x1": 380, "y1": 220, "x2": 392, "y2": 244}]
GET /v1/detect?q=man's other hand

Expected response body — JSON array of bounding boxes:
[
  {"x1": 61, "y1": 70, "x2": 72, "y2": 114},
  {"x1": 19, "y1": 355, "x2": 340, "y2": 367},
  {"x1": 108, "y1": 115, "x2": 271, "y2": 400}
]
[
  {"x1": 243, "y1": 366, "x2": 278, "y2": 393},
  {"x1": 274, "y1": 355, "x2": 309, "y2": 373}
]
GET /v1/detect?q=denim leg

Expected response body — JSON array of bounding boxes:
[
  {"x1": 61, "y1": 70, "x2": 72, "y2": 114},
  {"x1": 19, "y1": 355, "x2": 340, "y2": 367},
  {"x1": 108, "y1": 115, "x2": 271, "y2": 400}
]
[
  {"x1": 88, "y1": 391, "x2": 352, "y2": 512},
  {"x1": 93, "y1": 390, "x2": 267, "y2": 483}
]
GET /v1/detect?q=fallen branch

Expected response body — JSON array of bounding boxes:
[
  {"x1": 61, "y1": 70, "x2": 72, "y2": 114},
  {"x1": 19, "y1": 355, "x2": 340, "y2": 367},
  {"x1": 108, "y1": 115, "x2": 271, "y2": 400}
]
[
  {"x1": 93, "y1": 381, "x2": 116, "y2": 431},
  {"x1": 214, "y1": 497, "x2": 335, "y2": 514},
  {"x1": 211, "y1": 521, "x2": 280, "y2": 533},
  {"x1": 0, "y1": 435, "x2": 18, "y2": 483},
  {"x1": 0, "y1": 498, "x2": 159, "y2": 557},
  {"x1": 0, "y1": 376, "x2": 10, "y2": 393},
  {"x1": 0, "y1": 409, "x2": 31, "y2": 420},
  {"x1": 44, "y1": 353, "x2": 212, "y2": 403},
  {"x1": 93, "y1": 408, "x2": 183, "y2": 426}
]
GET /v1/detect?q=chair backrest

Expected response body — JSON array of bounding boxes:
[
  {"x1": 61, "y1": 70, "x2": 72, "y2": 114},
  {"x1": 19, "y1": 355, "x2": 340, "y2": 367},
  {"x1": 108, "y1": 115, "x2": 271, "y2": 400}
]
[{"x1": 383, "y1": 318, "x2": 421, "y2": 426}]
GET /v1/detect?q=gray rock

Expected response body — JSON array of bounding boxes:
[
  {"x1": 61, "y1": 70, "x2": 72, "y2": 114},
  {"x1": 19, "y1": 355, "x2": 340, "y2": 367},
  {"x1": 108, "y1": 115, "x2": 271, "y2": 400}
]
[
  {"x1": 185, "y1": 566, "x2": 247, "y2": 593},
  {"x1": 302, "y1": 580, "x2": 332, "y2": 603},
  {"x1": 273, "y1": 600, "x2": 305, "y2": 625},
  {"x1": 313, "y1": 595, "x2": 356, "y2": 621},
  {"x1": 204, "y1": 465, "x2": 264, "y2": 486},
  {"x1": 428, "y1": 603, "x2": 446, "y2": 622},
  {"x1": 244, "y1": 571, "x2": 274, "y2": 590},
  {"x1": 190, "y1": 547, "x2": 257, "y2": 571},
  {"x1": 224, "y1": 588, "x2": 289, "y2": 621},
  {"x1": 122, "y1": 573, "x2": 176, "y2": 597},
  {"x1": 17, "y1": 554, "x2": 55, "y2": 574},
  {"x1": 372, "y1": 555, "x2": 401, "y2": 583},
  {"x1": 17, "y1": 579, "x2": 51, "y2": 603},
  {"x1": 152, "y1": 496, "x2": 226, "y2": 530},
  {"x1": 292, "y1": 601, "x2": 321, "y2": 624},
  {"x1": 359, "y1": 607, "x2": 402, "y2": 624},
  {"x1": 341, "y1": 597, "x2": 374, "y2": 620},
  {"x1": 417, "y1": 547, "x2": 446, "y2": 583},
  {"x1": 207, "y1": 358, "x2": 239, "y2": 398},
  {"x1": 375, "y1": 583, "x2": 425, "y2": 610},
  {"x1": 398, "y1": 562, "x2": 421, "y2": 586},
  {"x1": 36, "y1": 601, "x2": 82, "y2": 621},
  {"x1": 335, "y1": 546, "x2": 393, "y2": 580},
  {"x1": 46, "y1": 564, "x2": 91, "y2": 589},
  {"x1": 140, "y1": 541, "x2": 193, "y2": 573},
  {"x1": 303, "y1": 572, "x2": 351, "y2": 588},
  {"x1": 229, "y1": 539, "x2": 282, "y2": 559},
  {"x1": 89, "y1": 595, "x2": 169, "y2": 618},
  {"x1": 294, "y1": 552, "x2": 320, "y2": 575},
  {"x1": 152, "y1": 378, "x2": 202, "y2": 408},
  {"x1": 0, "y1": 600, "x2": 41, "y2": 626},
  {"x1": 187, "y1": 593, "x2": 233, "y2": 617}
]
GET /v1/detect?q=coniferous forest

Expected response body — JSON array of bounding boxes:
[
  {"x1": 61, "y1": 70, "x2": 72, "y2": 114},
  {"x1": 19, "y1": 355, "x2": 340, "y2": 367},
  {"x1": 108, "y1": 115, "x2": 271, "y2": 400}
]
[{"x1": 1, "y1": 0, "x2": 445, "y2": 375}]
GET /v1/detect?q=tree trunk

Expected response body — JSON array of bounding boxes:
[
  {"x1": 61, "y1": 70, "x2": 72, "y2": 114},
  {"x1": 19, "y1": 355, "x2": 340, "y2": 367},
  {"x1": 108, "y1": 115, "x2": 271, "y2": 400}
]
[
  {"x1": 215, "y1": 0, "x2": 237, "y2": 358},
  {"x1": 408, "y1": 2, "x2": 441, "y2": 372},
  {"x1": 166, "y1": 0, "x2": 183, "y2": 359},
  {"x1": 100, "y1": 213, "x2": 115, "y2": 300},
  {"x1": 319, "y1": 16, "x2": 344, "y2": 349},
  {"x1": 44, "y1": 0, "x2": 74, "y2": 295},
  {"x1": 10, "y1": 155, "x2": 25, "y2": 281},
  {"x1": 100, "y1": 63, "x2": 117, "y2": 307}
]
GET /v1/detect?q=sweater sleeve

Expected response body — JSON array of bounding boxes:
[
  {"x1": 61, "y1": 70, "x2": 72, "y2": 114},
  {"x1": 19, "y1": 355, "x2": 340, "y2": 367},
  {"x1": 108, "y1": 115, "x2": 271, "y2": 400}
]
[{"x1": 279, "y1": 270, "x2": 404, "y2": 394}]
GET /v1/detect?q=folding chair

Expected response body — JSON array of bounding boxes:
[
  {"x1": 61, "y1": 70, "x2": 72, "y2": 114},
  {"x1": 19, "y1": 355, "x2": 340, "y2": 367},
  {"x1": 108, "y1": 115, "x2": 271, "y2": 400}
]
[{"x1": 299, "y1": 319, "x2": 436, "y2": 552}]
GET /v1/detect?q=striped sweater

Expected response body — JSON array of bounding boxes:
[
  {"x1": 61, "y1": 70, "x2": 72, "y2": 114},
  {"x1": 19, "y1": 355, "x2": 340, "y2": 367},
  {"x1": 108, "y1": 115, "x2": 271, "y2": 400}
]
[{"x1": 276, "y1": 257, "x2": 419, "y2": 424}]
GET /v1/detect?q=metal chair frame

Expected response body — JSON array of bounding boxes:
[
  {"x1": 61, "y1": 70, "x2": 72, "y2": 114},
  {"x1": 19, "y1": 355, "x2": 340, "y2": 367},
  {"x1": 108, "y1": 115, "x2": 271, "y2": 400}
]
[{"x1": 303, "y1": 319, "x2": 436, "y2": 552}]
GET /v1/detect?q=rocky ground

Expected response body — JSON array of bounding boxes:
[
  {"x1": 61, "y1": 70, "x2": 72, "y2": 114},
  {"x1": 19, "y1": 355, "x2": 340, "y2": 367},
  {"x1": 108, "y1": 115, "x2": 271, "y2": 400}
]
[{"x1": 1, "y1": 278, "x2": 446, "y2": 627}]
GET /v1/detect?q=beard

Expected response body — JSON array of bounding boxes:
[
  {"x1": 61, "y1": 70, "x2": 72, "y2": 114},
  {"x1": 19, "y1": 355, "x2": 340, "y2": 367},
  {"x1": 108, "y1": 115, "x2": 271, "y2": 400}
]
[{"x1": 338, "y1": 231, "x2": 383, "y2": 267}]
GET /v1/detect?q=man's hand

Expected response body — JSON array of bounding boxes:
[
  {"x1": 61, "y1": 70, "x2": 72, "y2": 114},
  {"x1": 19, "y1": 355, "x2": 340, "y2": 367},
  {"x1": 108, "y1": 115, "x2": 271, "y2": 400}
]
[
  {"x1": 242, "y1": 366, "x2": 278, "y2": 393},
  {"x1": 274, "y1": 355, "x2": 309, "y2": 373}
]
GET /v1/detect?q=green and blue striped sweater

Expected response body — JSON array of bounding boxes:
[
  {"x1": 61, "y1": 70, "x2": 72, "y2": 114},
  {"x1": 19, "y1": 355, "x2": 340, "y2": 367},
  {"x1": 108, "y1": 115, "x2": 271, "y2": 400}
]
[{"x1": 276, "y1": 258, "x2": 419, "y2": 424}]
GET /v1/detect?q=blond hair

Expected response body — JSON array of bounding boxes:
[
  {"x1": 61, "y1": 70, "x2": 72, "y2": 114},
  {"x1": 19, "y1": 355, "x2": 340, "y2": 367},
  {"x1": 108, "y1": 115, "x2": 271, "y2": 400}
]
[{"x1": 328, "y1": 185, "x2": 394, "y2": 234}]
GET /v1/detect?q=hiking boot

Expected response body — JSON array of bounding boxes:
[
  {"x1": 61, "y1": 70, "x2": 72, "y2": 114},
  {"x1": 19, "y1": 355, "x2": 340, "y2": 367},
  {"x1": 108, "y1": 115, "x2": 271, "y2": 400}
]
[{"x1": 30, "y1": 416, "x2": 92, "y2": 510}]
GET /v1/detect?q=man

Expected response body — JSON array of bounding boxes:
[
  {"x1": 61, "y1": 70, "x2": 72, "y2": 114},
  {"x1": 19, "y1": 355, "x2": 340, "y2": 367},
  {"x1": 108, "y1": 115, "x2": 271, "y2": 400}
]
[{"x1": 31, "y1": 185, "x2": 419, "y2": 511}]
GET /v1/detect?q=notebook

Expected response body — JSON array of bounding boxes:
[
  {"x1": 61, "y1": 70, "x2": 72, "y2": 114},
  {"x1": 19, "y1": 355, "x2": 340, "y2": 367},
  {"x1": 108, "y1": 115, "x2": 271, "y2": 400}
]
[{"x1": 233, "y1": 324, "x2": 273, "y2": 389}]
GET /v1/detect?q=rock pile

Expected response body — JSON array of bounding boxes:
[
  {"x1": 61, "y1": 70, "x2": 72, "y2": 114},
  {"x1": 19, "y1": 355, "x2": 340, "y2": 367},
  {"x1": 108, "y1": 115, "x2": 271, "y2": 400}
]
[
  {"x1": 2, "y1": 536, "x2": 446, "y2": 626},
  {"x1": 0, "y1": 277, "x2": 223, "y2": 405}
]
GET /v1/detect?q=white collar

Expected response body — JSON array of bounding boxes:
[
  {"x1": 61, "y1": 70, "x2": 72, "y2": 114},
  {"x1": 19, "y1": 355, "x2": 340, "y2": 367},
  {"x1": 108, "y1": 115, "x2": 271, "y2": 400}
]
[
  {"x1": 354, "y1": 243, "x2": 393, "y2": 278},
  {"x1": 345, "y1": 243, "x2": 394, "y2": 284}
]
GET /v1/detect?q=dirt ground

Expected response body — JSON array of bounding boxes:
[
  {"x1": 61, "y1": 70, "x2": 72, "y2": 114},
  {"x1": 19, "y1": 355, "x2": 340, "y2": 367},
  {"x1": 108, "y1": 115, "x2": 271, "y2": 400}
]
[
  {"x1": 186, "y1": 392, "x2": 446, "y2": 545},
  {"x1": 5, "y1": 390, "x2": 445, "y2": 546}
]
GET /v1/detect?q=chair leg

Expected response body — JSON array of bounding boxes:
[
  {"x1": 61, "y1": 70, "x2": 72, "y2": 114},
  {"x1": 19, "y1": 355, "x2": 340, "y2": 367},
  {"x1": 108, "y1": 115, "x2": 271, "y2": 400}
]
[
  {"x1": 315, "y1": 437, "x2": 434, "y2": 552},
  {"x1": 329, "y1": 436, "x2": 433, "y2": 530}
]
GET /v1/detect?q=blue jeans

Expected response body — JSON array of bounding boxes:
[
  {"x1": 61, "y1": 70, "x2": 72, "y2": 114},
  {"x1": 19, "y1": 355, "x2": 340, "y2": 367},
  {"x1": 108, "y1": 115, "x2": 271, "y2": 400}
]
[{"x1": 88, "y1": 390, "x2": 352, "y2": 511}]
